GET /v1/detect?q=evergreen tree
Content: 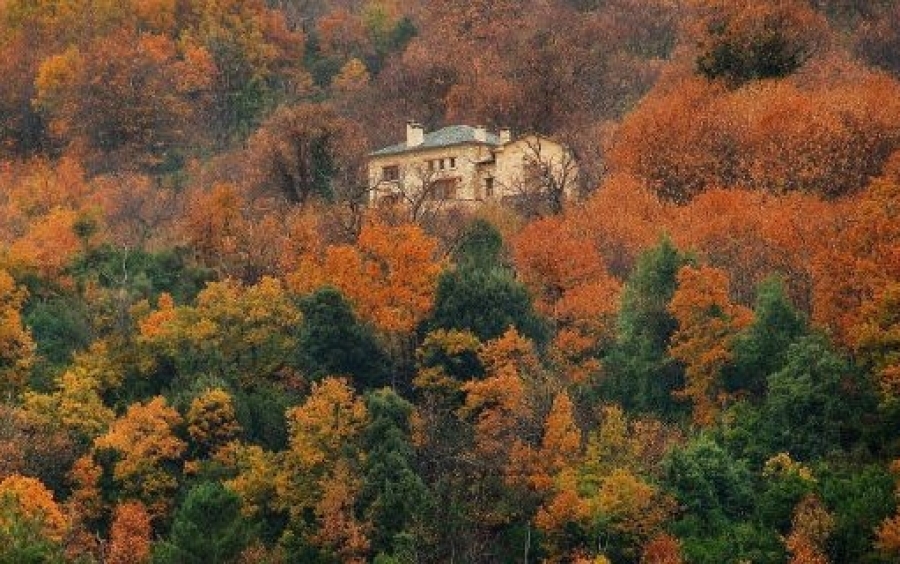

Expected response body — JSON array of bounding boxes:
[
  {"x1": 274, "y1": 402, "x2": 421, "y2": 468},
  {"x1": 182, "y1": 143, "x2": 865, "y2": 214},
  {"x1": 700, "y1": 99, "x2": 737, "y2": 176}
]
[
  {"x1": 726, "y1": 276, "x2": 807, "y2": 399},
  {"x1": 761, "y1": 335, "x2": 874, "y2": 461},
  {"x1": 153, "y1": 482, "x2": 251, "y2": 564},
  {"x1": 297, "y1": 287, "x2": 391, "y2": 389},
  {"x1": 603, "y1": 237, "x2": 692, "y2": 417},
  {"x1": 361, "y1": 389, "x2": 430, "y2": 558},
  {"x1": 426, "y1": 220, "x2": 546, "y2": 344}
]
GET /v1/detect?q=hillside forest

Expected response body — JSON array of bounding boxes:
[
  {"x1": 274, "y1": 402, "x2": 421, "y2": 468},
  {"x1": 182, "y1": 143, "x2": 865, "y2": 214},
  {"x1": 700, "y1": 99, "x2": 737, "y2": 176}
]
[{"x1": 2, "y1": 0, "x2": 900, "y2": 562}]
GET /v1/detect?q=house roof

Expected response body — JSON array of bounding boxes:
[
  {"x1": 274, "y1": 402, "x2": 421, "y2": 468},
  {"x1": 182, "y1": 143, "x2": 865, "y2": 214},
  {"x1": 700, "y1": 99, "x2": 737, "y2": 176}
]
[{"x1": 369, "y1": 125, "x2": 501, "y2": 156}]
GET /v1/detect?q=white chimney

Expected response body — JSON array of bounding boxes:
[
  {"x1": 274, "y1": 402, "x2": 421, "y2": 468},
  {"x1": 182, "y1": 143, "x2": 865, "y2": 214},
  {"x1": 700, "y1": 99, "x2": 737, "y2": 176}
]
[
  {"x1": 499, "y1": 128, "x2": 512, "y2": 144},
  {"x1": 406, "y1": 121, "x2": 424, "y2": 147},
  {"x1": 473, "y1": 125, "x2": 487, "y2": 143}
]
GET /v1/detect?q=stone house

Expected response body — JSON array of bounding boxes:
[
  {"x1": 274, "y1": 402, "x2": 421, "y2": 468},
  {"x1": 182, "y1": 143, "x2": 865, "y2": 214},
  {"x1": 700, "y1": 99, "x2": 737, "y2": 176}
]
[{"x1": 367, "y1": 122, "x2": 578, "y2": 210}]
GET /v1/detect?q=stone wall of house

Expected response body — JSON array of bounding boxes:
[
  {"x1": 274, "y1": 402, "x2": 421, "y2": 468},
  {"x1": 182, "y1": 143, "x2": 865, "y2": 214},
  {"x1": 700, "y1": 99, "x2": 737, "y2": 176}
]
[
  {"x1": 491, "y1": 135, "x2": 578, "y2": 200},
  {"x1": 367, "y1": 134, "x2": 577, "y2": 206},
  {"x1": 367, "y1": 143, "x2": 494, "y2": 204}
]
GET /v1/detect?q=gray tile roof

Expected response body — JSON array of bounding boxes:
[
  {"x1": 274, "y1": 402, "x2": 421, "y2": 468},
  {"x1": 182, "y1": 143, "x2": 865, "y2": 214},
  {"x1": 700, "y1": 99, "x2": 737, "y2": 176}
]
[{"x1": 370, "y1": 125, "x2": 501, "y2": 156}]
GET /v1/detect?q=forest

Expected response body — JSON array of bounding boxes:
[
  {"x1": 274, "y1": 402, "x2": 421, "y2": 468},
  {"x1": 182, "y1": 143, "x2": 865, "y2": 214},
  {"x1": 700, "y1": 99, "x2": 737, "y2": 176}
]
[{"x1": 1, "y1": 0, "x2": 900, "y2": 562}]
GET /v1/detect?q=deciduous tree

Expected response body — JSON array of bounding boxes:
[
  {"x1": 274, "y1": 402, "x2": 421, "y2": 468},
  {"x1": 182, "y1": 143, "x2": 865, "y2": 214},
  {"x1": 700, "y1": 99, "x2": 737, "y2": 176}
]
[
  {"x1": 668, "y1": 265, "x2": 752, "y2": 426},
  {"x1": 107, "y1": 501, "x2": 151, "y2": 564},
  {"x1": 94, "y1": 396, "x2": 186, "y2": 518},
  {"x1": 0, "y1": 270, "x2": 35, "y2": 397}
]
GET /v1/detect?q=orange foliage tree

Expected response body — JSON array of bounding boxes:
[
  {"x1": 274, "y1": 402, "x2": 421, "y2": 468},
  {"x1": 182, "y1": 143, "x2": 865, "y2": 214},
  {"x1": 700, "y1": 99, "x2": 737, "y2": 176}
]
[
  {"x1": 668, "y1": 265, "x2": 753, "y2": 426},
  {"x1": 811, "y1": 154, "x2": 900, "y2": 345},
  {"x1": 107, "y1": 501, "x2": 152, "y2": 564},
  {"x1": 289, "y1": 219, "x2": 443, "y2": 336},
  {"x1": 94, "y1": 396, "x2": 186, "y2": 518},
  {"x1": 568, "y1": 174, "x2": 668, "y2": 279},
  {"x1": 876, "y1": 460, "x2": 900, "y2": 556},
  {"x1": 609, "y1": 67, "x2": 900, "y2": 203},
  {"x1": 33, "y1": 29, "x2": 214, "y2": 172},
  {"x1": 513, "y1": 215, "x2": 622, "y2": 383},
  {"x1": 186, "y1": 388, "x2": 243, "y2": 459},
  {"x1": 785, "y1": 495, "x2": 834, "y2": 564},
  {"x1": 0, "y1": 474, "x2": 68, "y2": 543},
  {"x1": 641, "y1": 533, "x2": 684, "y2": 564}
]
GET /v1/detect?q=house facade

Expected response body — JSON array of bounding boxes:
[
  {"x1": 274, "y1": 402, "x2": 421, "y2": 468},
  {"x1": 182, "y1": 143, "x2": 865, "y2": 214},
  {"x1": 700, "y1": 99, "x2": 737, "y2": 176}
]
[{"x1": 367, "y1": 123, "x2": 578, "y2": 209}]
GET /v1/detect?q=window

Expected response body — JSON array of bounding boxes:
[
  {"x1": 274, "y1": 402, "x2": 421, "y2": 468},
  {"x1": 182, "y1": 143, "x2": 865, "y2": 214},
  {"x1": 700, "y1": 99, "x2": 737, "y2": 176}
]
[
  {"x1": 449, "y1": 157, "x2": 456, "y2": 169},
  {"x1": 484, "y1": 177, "x2": 494, "y2": 198},
  {"x1": 378, "y1": 193, "x2": 401, "y2": 206},
  {"x1": 429, "y1": 178, "x2": 458, "y2": 200},
  {"x1": 439, "y1": 159, "x2": 445, "y2": 170},
  {"x1": 382, "y1": 165, "x2": 399, "y2": 181}
]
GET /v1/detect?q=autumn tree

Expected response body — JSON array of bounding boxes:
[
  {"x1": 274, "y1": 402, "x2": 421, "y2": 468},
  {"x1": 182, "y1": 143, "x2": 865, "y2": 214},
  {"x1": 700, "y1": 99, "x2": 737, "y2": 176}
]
[
  {"x1": 811, "y1": 154, "x2": 900, "y2": 344},
  {"x1": 455, "y1": 327, "x2": 550, "y2": 554},
  {"x1": 853, "y1": 283, "x2": 900, "y2": 404},
  {"x1": 23, "y1": 365, "x2": 115, "y2": 446},
  {"x1": 247, "y1": 102, "x2": 365, "y2": 205},
  {"x1": 93, "y1": 396, "x2": 186, "y2": 518},
  {"x1": 784, "y1": 494, "x2": 834, "y2": 564},
  {"x1": 693, "y1": 0, "x2": 829, "y2": 86},
  {"x1": 186, "y1": 388, "x2": 243, "y2": 459},
  {"x1": 641, "y1": 534, "x2": 684, "y2": 564},
  {"x1": 0, "y1": 29, "x2": 47, "y2": 155},
  {"x1": 137, "y1": 277, "x2": 301, "y2": 392},
  {"x1": 513, "y1": 215, "x2": 621, "y2": 383},
  {"x1": 0, "y1": 270, "x2": 36, "y2": 397},
  {"x1": 854, "y1": 4, "x2": 900, "y2": 76},
  {"x1": 667, "y1": 265, "x2": 752, "y2": 426},
  {"x1": 107, "y1": 501, "x2": 151, "y2": 564},
  {"x1": 0, "y1": 475, "x2": 67, "y2": 563},
  {"x1": 610, "y1": 69, "x2": 900, "y2": 203},
  {"x1": 0, "y1": 475, "x2": 68, "y2": 544},
  {"x1": 191, "y1": 0, "x2": 307, "y2": 142},
  {"x1": 876, "y1": 460, "x2": 900, "y2": 557},
  {"x1": 33, "y1": 30, "x2": 214, "y2": 173},
  {"x1": 291, "y1": 219, "x2": 442, "y2": 342},
  {"x1": 530, "y1": 391, "x2": 589, "y2": 559},
  {"x1": 276, "y1": 377, "x2": 370, "y2": 558}
]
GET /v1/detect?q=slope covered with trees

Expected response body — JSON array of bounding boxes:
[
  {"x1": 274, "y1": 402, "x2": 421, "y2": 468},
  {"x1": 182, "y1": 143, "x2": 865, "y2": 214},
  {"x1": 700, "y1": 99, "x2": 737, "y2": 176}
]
[{"x1": 2, "y1": 0, "x2": 900, "y2": 562}]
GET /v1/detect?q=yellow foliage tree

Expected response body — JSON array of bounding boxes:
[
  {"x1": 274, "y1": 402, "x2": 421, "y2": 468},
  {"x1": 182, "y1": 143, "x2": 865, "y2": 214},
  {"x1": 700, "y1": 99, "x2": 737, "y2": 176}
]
[
  {"x1": 187, "y1": 388, "x2": 242, "y2": 458},
  {"x1": 0, "y1": 270, "x2": 35, "y2": 398},
  {"x1": 277, "y1": 377, "x2": 368, "y2": 520},
  {"x1": 137, "y1": 277, "x2": 301, "y2": 387},
  {"x1": 0, "y1": 474, "x2": 68, "y2": 543},
  {"x1": 94, "y1": 396, "x2": 186, "y2": 518}
]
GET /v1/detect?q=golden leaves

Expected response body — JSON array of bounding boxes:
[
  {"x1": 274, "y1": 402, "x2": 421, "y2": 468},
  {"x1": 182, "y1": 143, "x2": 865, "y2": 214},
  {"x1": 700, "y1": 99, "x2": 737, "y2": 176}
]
[{"x1": 0, "y1": 474, "x2": 68, "y2": 543}]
